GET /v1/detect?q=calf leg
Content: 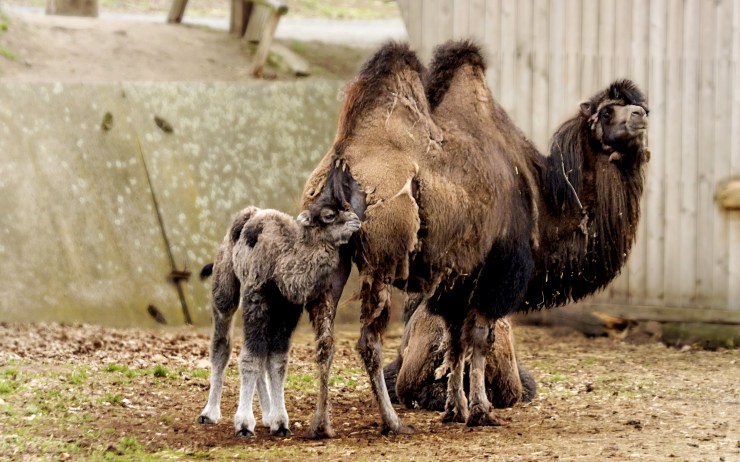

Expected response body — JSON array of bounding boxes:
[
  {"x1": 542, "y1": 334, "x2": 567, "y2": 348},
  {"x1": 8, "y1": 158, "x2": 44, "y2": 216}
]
[
  {"x1": 198, "y1": 255, "x2": 240, "y2": 425},
  {"x1": 265, "y1": 351, "x2": 290, "y2": 436},
  {"x1": 257, "y1": 371, "x2": 272, "y2": 428},
  {"x1": 234, "y1": 345, "x2": 265, "y2": 438},
  {"x1": 357, "y1": 277, "x2": 413, "y2": 435},
  {"x1": 465, "y1": 312, "x2": 507, "y2": 426}
]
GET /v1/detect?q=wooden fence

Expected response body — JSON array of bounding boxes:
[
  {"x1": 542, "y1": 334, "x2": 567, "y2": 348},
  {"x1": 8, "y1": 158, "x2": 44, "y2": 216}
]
[{"x1": 396, "y1": 0, "x2": 740, "y2": 322}]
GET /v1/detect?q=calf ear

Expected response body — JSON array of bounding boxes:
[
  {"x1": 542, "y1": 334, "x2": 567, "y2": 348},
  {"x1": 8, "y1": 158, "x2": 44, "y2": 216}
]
[
  {"x1": 296, "y1": 210, "x2": 311, "y2": 227},
  {"x1": 579, "y1": 101, "x2": 592, "y2": 117}
]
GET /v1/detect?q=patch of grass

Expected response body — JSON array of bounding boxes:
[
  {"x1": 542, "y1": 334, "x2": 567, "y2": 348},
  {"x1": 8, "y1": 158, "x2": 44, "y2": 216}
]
[
  {"x1": 285, "y1": 373, "x2": 313, "y2": 391},
  {"x1": 550, "y1": 373, "x2": 567, "y2": 383},
  {"x1": 152, "y1": 365, "x2": 172, "y2": 378},
  {"x1": 0, "y1": 381, "x2": 14, "y2": 394},
  {"x1": 190, "y1": 369, "x2": 209, "y2": 380},
  {"x1": 100, "y1": 393, "x2": 124, "y2": 405},
  {"x1": 0, "y1": 48, "x2": 14, "y2": 61},
  {"x1": 70, "y1": 369, "x2": 88, "y2": 385}
]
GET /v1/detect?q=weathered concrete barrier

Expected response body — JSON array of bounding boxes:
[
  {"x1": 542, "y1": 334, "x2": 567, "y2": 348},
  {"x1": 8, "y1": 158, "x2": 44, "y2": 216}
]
[{"x1": 0, "y1": 81, "x2": 344, "y2": 326}]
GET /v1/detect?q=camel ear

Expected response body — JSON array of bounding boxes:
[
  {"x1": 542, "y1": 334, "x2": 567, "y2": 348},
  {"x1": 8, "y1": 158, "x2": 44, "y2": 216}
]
[
  {"x1": 296, "y1": 210, "x2": 311, "y2": 227},
  {"x1": 579, "y1": 101, "x2": 592, "y2": 117}
]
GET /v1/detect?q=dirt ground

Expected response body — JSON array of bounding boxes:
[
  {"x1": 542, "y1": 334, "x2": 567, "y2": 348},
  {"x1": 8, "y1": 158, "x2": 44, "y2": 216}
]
[
  {"x1": 1, "y1": 3, "x2": 739, "y2": 461},
  {"x1": 0, "y1": 321, "x2": 737, "y2": 461}
]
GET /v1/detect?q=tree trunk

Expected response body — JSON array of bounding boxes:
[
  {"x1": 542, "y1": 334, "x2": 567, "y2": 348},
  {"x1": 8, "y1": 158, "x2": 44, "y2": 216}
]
[{"x1": 46, "y1": 0, "x2": 98, "y2": 17}]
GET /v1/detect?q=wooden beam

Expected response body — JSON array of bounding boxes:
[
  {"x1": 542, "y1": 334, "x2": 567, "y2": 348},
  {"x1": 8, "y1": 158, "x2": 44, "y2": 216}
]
[
  {"x1": 166, "y1": 0, "x2": 187, "y2": 23},
  {"x1": 248, "y1": 0, "x2": 287, "y2": 78},
  {"x1": 569, "y1": 303, "x2": 740, "y2": 325}
]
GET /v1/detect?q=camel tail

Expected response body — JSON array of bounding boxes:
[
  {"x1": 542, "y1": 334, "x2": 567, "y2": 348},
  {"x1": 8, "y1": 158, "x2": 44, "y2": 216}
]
[{"x1": 199, "y1": 263, "x2": 214, "y2": 280}]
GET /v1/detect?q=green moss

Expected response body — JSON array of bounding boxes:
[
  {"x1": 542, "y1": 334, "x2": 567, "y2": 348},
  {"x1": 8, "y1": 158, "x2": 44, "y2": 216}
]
[
  {"x1": 100, "y1": 393, "x2": 123, "y2": 405},
  {"x1": 285, "y1": 373, "x2": 313, "y2": 391},
  {"x1": 152, "y1": 365, "x2": 171, "y2": 378},
  {"x1": 70, "y1": 369, "x2": 88, "y2": 385}
]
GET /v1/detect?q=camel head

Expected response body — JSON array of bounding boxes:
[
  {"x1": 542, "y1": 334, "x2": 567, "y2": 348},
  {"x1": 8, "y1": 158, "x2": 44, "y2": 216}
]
[
  {"x1": 297, "y1": 207, "x2": 361, "y2": 247},
  {"x1": 579, "y1": 79, "x2": 649, "y2": 160}
]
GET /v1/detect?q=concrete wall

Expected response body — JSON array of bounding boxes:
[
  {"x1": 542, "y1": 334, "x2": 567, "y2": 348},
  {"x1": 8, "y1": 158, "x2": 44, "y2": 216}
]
[{"x1": 0, "y1": 81, "x2": 344, "y2": 326}]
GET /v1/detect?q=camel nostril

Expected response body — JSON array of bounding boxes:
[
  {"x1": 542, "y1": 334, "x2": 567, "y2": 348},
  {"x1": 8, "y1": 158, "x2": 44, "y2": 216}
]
[{"x1": 631, "y1": 107, "x2": 646, "y2": 118}]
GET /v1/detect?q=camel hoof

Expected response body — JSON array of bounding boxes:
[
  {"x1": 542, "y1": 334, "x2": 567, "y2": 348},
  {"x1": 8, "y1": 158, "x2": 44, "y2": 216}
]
[
  {"x1": 197, "y1": 415, "x2": 217, "y2": 425},
  {"x1": 271, "y1": 426, "x2": 291, "y2": 437},
  {"x1": 235, "y1": 428, "x2": 256, "y2": 439},
  {"x1": 466, "y1": 406, "x2": 508, "y2": 427},
  {"x1": 381, "y1": 423, "x2": 415, "y2": 436},
  {"x1": 303, "y1": 426, "x2": 337, "y2": 440},
  {"x1": 441, "y1": 408, "x2": 468, "y2": 424}
]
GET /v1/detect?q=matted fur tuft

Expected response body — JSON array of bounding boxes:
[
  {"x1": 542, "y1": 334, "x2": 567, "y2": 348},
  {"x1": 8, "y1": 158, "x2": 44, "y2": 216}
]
[{"x1": 425, "y1": 39, "x2": 487, "y2": 110}]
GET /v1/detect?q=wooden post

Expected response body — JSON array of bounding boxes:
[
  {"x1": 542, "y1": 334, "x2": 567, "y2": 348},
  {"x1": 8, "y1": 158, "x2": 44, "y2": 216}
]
[
  {"x1": 166, "y1": 0, "x2": 188, "y2": 23},
  {"x1": 248, "y1": 0, "x2": 288, "y2": 78},
  {"x1": 46, "y1": 0, "x2": 98, "y2": 17}
]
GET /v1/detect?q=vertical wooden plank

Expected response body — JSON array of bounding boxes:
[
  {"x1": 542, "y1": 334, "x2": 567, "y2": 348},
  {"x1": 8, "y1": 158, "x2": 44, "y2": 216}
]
[
  {"x1": 597, "y1": 0, "x2": 616, "y2": 88},
  {"x1": 405, "y1": 0, "x2": 423, "y2": 55},
  {"x1": 515, "y1": 0, "x2": 533, "y2": 134},
  {"x1": 662, "y1": 0, "x2": 684, "y2": 307},
  {"x1": 580, "y1": 0, "x2": 599, "y2": 96},
  {"x1": 420, "y1": 0, "x2": 439, "y2": 62},
  {"x1": 562, "y1": 0, "x2": 582, "y2": 125},
  {"x1": 712, "y1": 0, "x2": 734, "y2": 309},
  {"x1": 453, "y1": 0, "x2": 471, "y2": 39},
  {"x1": 531, "y1": 0, "x2": 550, "y2": 148},
  {"x1": 729, "y1": 0, "x2": 740, "y2": 310},
  {"x1": 438, "y1": 0, "x2": 455, "y2": 47},
  {"x1": 468, "y1": 0, "x2": 486, "y2": 43},
  {"x1": 695, "y1": 0, "x2": 717, "y2": 307},
  {"x1": 646, "y1": 0, "x2": 667, "y2": 306},
  {"x1": 627, "y1": 0, "x2": 650, "y2": 305},
  {"x1": 678, "y1": 0, "x2": 700, "y2": 306},
  {"x1": 499, "y1": 0, "x2": 517, "y2": 113},
  {"x1": 547, "y1": 0, "x2": 566, "y2": 136},
  {"x1": 484, "y1": 0, "x2": 502, "y2": 96}
]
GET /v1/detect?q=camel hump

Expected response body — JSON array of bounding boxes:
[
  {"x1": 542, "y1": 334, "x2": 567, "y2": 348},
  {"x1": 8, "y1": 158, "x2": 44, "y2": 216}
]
[
  {"x1": 426, "y1": 40, "x2": 487, "y2": 110},
  {"x1": 335, "y1": 42, "x2": 428, "y2": 144},
  {"x1": 357, "y1": 41, "x2": 424, "y2": 84}
]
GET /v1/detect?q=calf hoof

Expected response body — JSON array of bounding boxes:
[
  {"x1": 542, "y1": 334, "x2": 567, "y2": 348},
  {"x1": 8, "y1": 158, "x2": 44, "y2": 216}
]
[
  {"x1": 235, "y1": 428, "x2": 256, "y2": 439},
  {"x1": 466, "y1": 405, "x2": 508, "y2": 427},
  {"x1": 197, "y1": 415, "x2": 217, "y2": 425},
  {"x1": 303, "y1": 425, "x2": 336, "y2": 440},
  {"x1": 271, "y1": 426, "x2": 291, "y2": 437},
  {"x1": 381, "y1": 423, "x2": 415, "y2": 436}
]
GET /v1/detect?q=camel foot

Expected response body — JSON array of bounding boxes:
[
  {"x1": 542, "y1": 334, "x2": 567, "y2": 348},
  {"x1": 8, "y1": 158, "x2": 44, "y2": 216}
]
[
  {"x1": 197, "y1": 415, "x2": 217, "y2": 425},
  {"x1": 270, "y1": 426, "x2": 291, "y2": 437},
  {"x1": 303, "y1": 425, "x2": 337, "y2": 440},
  {"x1": 381, "y1": 423, "x2": 415, "y2": 436},
  {"x1": 235, "y1": 428, "x2": 256, "y2": 439},
  {"x1": 466, "y1": 405, "x2": 508, "y2": 427}
]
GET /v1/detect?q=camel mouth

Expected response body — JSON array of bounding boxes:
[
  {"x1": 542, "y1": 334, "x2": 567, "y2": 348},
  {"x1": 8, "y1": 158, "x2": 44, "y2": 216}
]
[{"x1": 346, "y1": 220, "x2": 362, "y2": 232}]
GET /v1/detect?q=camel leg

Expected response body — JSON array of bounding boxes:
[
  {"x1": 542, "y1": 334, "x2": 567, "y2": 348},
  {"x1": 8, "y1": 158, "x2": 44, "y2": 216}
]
[
  {"x1": 357, "y1": 277, "x2": 413, "y2": 435},
  {"x1": 440, "y1": 319, "x2": 468, "y2": 423},
  {"x1": 257, "y1": 371, "x2": 272, "y2": 428},
  {"x1": 465, "y1": 313, "x2": 507, "y2": 426},
  {"x1": 305, "y1": 248, "x2": 351, "y2": 439},
  {"x1": 198, "y1": 257, "x2": 240, "y2": 425},
  {"x1": 233, "y1": 345, "x2": 264, "y2": 438},
  {"x1": 265, "y1": 351, "x2": 290, "y2": 436}
]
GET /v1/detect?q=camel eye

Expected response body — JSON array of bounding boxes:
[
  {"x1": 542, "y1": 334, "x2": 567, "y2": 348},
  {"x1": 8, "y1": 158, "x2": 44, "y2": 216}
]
[
  {"x1": 600, "y1": 107, "x2": 612, "y2": 120},
  {"x1": 320, "y1": 210, "x2": 336, "y2": 223}
]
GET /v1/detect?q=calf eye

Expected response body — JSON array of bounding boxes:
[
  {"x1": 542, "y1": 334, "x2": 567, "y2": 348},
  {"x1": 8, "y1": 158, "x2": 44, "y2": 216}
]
[
  {"x1": 320, "y1": 210, "x2": 336, "y2": 223},
  {"x1": 601, "y1": 108, "x2": 612, "y2": 120}
]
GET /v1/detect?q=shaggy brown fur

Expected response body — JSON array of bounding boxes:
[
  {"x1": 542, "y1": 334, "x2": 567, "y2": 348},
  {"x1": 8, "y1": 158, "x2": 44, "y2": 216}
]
[
  {"x1": 383, "y1": 298, "x2": 536, "y2": 411},
  {"x1": 197, "y1": 205, "x2": 360, "y2": 439},
  {"x1": 301, "y1": 40, "x2": 649, "y2": 435}
]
